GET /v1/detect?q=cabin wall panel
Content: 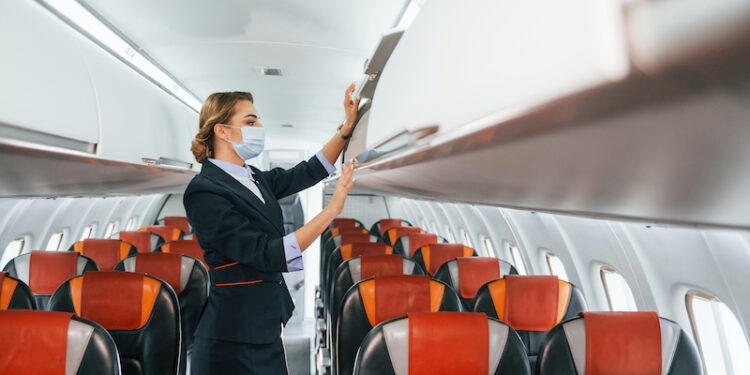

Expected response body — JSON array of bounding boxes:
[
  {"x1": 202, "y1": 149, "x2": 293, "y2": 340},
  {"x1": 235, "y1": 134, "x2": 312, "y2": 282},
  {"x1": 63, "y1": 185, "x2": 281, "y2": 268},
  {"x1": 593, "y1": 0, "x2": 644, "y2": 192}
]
[
  {"x1": 326, "y1": 195, "x2": 389, "y2": 231},
  {"x1": 475, "y1": 206, "x2": 520, "y2": 261}
]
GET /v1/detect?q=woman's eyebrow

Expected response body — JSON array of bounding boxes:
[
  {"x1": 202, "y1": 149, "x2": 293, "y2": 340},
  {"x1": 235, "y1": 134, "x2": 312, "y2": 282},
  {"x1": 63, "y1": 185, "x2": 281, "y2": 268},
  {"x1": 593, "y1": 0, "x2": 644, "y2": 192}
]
[{"x1": 244, "y1": 114, "x2": 258, "y2": 119}]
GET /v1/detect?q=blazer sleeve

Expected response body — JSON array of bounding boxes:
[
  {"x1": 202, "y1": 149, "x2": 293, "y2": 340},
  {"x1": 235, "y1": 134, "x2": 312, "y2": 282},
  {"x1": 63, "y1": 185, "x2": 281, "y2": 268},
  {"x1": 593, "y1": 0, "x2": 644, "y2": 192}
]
[
  {"x1": 184, "y1": 185, "x2": 287, "y2": 273},
  {"x1": 257, "y1": 154, "x2": 331, "y2": 200}
]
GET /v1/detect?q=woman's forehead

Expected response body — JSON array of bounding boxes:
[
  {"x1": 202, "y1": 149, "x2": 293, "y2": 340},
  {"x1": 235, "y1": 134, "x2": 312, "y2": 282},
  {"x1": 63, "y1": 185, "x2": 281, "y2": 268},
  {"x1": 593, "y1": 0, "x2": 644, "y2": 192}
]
[{"x1": 233, "y1": 100, "x2": 258, "y2": 118}]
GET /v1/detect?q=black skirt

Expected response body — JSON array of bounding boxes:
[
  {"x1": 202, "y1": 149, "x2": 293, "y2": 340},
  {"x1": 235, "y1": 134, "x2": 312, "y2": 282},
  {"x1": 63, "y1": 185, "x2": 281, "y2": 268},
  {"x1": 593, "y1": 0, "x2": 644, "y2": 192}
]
[{"x1": 191, "y1": 336, "x2": 288, "y2": 375}]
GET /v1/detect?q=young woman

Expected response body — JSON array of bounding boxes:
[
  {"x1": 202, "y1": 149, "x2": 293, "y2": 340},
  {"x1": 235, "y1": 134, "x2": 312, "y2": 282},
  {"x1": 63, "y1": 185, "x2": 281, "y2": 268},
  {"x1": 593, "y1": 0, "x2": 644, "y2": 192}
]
[{"x1": 184, "y1": 84, "x2": 360, "y2": 374}]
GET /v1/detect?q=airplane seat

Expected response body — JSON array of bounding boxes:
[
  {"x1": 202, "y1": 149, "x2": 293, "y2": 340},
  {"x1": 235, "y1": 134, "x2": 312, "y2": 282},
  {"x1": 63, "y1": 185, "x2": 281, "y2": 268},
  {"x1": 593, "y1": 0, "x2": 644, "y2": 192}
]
[
  {"x1": 119, "y1": 231, "x2": 159, "y2": 253},
  {"x1": 324, "y1": 242, "x2": 395, "y2": 298},
  {"x1": 536, "y1": 312, "x2": 703, "y2": 375},
  {"x1": 68, "y1": 239, "x2": 138, "y2": 271},
  {"x1": 155, "y1": 239, "x2": 208, "y2": 269},
  {"x1": 381, "y1": 226, "x2": 425, "y2": 246},
  {"x1": 49, "y1": 271, "x2": 181, "y2": 375},
  {"x1": 321, "y1": 230, "x2": 379, "y2": 291},
  {"x1": 353, "y1": 312, "x2": 531, "y2": 375},
  {"x1": 139, "y1": 225, "x2": 185, "y2": 243},
  {"x1": 328, "y1": 217, "x2": 366, "y2": 230},
  {"x1": 472, "y1": 275, "x2": 587, "y2": 371},
  {"x1": 434, "y1": 257, "x2": 517, "y2": 311},
  {"x1": 0, "y1": 310, "x2": 121, "y2": 374},
  {"x1": 369, "y1": 218, "x2": 412, "y2": 237},
  {"x1": 3, "y1": 250, "x2": 98, "y2": 310},
  {"x1": 411, "y1": 244, "x2": 476, "y2": 276},
  {"x1": 392, "y1": 233, "x2": 438, "y2": 257},
  {"x1": 0, "y1": 271, "x2": 36, "y2": 310},
  {"x1": 115, "y1": 253, "x2": 208, "y2": 375},
  {"x1": 322, "y1": 226, "x2": 371, "y2": 253},
  {"x1": 336, "y1": 275, "x2": 462, "y2": 375},
  {"x1": 163, "y1": 216, "x2": 191, "y2": 234}
]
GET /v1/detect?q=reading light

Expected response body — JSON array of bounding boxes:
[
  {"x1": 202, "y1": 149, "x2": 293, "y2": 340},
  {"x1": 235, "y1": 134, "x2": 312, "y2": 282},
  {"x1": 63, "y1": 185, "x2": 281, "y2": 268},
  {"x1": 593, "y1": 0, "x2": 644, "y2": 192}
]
[{"x1": 37, "y1": 0, "x2": 202, "y2": 112}]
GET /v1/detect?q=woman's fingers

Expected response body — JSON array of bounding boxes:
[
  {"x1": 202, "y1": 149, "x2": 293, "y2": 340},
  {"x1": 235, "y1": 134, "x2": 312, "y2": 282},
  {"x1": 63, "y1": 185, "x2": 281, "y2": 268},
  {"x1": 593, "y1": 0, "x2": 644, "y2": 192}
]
[{"x1": 345, "y1": 83, "x2": 356, "y2": 105}]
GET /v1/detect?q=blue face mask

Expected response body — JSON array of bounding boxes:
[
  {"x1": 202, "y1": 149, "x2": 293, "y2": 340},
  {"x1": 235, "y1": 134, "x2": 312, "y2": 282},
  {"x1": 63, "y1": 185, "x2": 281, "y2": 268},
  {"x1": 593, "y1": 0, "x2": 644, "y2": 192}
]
[{"x1": 222, "y1": 124, "x2": 265, "y2": 161}]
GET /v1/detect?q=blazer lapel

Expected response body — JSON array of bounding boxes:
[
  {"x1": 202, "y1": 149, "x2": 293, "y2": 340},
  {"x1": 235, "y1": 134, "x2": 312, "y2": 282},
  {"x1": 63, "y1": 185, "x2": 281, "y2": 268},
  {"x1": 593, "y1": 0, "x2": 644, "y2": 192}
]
[{"x1": 200, "y1": 161, "x2": 284, "y2": 235}]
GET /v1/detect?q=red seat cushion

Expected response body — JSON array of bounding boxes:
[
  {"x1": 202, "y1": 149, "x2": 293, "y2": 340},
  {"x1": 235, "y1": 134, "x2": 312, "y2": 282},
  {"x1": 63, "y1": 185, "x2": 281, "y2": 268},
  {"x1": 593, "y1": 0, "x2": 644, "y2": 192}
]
[
  {"x1": 74, "y1": 239, "x2": 131, "y2": 271},
  {"x1": 120, "y1": 231, "x2": 151, "y2": 253},
  {"x1": 135, "y1": 253, "x2": 183, "y2": 294},
  {"x1": 340, "y1": 243, "x2": 393, "y2": 261},
  {"x1": 583, "y1": 312, "x2": 662, "y2": 375},
  {"x1": 339, "y1": 233, "x2": 373, "y2": 245},
  {"x1": 420, "y1": 244, "x2": 474, "y2": 275},
  {"x1": 29, "y1": 251, "x2": 79, "y2": 294},
  {"x1": 140, "y1": 225, "x2": 182, "y2": 242},
  {"x1": 379, "y1": 219, "x2": 405, "y2": 235},
  {"x1": 456, "y1": 257, "x2": 500, "y2": 299},
  {"x1": 360, "y1": 255, "x2": 404, "y2": 280},
  {"x1": 359, "y1": 275, "x2": 436, "y2": 326},
  {"x1": 161, "y1": 240, "x2": 206, "y2": 268},
  {"x1": 0, "y1": 272, "x2": 18, "y2": 310},
  {"x1": 163, "y1": 217, "x2": 190, "y2": 234},
  {"x1": 386, "y1": 227, "x2": 424, "y2": 245},
  {"x1": 408, "y1": 312, "x2": 489, "y2": 375},
  {"x1": 0, "y1": 310, "x2": 73, "y2": 374},
  {"x1": 333, "y1": 218, "x2": 359, "y2": 228},
  {"x1": 405, "y1": 234, "x2": 439, "y2": 257}
]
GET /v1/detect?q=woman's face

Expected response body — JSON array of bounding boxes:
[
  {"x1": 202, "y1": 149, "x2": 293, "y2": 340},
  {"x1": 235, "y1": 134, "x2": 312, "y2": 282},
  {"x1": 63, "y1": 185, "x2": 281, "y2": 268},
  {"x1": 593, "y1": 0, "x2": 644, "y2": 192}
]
[{"x1": 219, "y1": 100, "x2": 263, "y2": 142}]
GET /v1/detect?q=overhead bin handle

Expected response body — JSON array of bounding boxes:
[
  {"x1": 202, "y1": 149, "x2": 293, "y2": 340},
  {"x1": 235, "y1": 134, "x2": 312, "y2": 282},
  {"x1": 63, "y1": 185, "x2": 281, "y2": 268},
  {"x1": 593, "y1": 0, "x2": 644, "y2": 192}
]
[
  {"x1": 355, "y1": 125, "x2": 439, "y2": 164},
  {"x1": 142, "y1": 157, "x2": 193, "y2": 169}
]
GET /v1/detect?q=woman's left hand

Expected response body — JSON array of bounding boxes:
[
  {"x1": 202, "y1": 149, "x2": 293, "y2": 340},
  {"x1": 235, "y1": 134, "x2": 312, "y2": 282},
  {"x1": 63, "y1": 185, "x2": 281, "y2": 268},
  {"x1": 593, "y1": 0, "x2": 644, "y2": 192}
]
[{"x1": 342, "y1": 82, "x2": 361, "y2": 136}]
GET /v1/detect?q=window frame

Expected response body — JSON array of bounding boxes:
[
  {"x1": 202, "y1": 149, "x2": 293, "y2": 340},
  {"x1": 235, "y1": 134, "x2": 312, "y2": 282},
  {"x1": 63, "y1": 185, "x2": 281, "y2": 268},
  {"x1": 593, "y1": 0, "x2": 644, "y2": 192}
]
[
  {"x1": 545, "y1": 251, "x2": 569, "y2": 281},
  {"x1": 481, "y1": 236, "x2": 496, "y2": 257},
  {"x1": 126, "y1": 216, "x2": 138, "y2": 231},
  {"x1": 600, "y1": 266, "x2": 637, "y2": 311},
  {"x1": 443, "y1": 224, "x2": 456, "y2": 243},
  {"x1": 686, "y1": 290, "x2": 750, "y2": 374},
  {"x1": 508, "y1": 243, "x2": 527, "y2": 275},
  {"x1": 459, "y1": 227, "x2": 473, "y2": 248},
  {"x1": 80, "y1": 224, "x2": 96, "y2": 241},
  {"x1": 1, "y1": 237, "x2": 27, "y2": 269},
  {"x1": 46, "y1": 230, "x2": 65, "y2": 251},
  {"x1": 104, "y1": 220, "x2": 119, "y2": 238}
]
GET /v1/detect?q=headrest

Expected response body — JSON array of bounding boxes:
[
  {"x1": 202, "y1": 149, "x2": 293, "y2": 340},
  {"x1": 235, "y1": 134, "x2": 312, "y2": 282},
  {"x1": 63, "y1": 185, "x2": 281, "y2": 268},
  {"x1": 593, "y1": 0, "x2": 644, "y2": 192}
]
[
  {"x1": 330, "y1": 227, "x2": 369, "y2": 237},
  {"x1": 140, "y1": 225, "x2": 183, "y2": 242},
  {"x1": 160, "y1": 240, "x2": 207, "y2": 268},
  {"x1": 379, "y1": 219, "x2": 406, "y2": 235},
  {"x1": 332, "y1": 218, "x2": 360, "y2": 228},
  {"x1": 402, "y1": 233, "x2": 439, "y2": 257},
  {"x1": 488, "y1": 275, "x2": 570, "y2": 331},
  {"x1": 358, "y1": 275, "x2": 443, "y2": 326},
  {"x1": 0, "y1": 271, "x2": 18, "y2": 309},
  {"x1": 456, "y1": 257, "x2": 501, "y2": 299},
  {"x1": 0, "y1": 310, "x2": 74, "y2": 373},
  {"x1": 73, "y1": 239, "x2": 134, "y2": 271},
  {"x1": 580, "y1": 312, "x2": 662, "y2": 374},
  {"x1": 69, "y1": 271, "x2": 161, "y2": 330},
  {"x1": 163, "y1": 216, "x2": 190, "y2": 234},
  {"x1": 360, "y1": 255, "x2": 405, "y2": 279},
  {"x1": 133, "y1": 253, "x2": 184, "y2": 294},
  {"x1": 386, "y1": 227, "x2": 425, "y2": 245},
  {"x1": 29, "y1": 250, "x2": 79, "y2": 294},
  {"x1": 340, "y1": 242, "x2": 393, "y2": 261},
  {"x1": 408, "y1": 312, "x2": 490, "y2": 374},
  {"x1": 119, "y1": 231, "x2": 151, "y2": 253},
  {"x1": 339, "y1": 233, "x2": 374, "y2": 245},
  {"x1": 418, "y1": 244, "x2": 474, "y2": 275}
]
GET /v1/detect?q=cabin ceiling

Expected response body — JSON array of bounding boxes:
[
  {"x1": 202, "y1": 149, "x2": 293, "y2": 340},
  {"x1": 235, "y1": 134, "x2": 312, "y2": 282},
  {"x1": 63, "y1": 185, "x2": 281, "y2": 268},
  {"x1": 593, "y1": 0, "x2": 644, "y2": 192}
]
[{"x1": 83, "y1": 0, "x2": 407, "y2": 146}]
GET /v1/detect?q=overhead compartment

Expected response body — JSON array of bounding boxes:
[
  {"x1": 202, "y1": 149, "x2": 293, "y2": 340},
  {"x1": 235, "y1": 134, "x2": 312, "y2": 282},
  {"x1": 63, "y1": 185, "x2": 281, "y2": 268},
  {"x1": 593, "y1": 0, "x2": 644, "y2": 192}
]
[{"x1": 348, "y1": 0, "x2": 750, "y2": 229}]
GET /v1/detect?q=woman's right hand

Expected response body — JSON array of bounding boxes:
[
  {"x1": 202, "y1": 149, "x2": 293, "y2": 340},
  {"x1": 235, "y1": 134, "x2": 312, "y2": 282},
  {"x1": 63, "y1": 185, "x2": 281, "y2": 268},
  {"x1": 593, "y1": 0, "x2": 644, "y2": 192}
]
[{"x1": 327, "y1": 159, "x2": 357, "y2": 215}]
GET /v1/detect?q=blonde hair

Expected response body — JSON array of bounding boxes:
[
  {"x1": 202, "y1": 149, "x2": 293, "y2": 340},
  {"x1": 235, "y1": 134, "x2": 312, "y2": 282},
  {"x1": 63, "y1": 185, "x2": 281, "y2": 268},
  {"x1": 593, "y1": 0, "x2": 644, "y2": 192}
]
[{"x1": 191, "y1": 91, "x2": 254, "y2": 162}]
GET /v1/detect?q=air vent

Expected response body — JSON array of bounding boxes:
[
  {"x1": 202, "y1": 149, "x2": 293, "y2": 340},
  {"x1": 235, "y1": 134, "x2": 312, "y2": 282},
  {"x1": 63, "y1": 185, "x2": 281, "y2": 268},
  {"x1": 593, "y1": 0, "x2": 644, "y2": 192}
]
[
  {"x1": 281, "y1": 124, "x2": 293, "y2": 128},
  {"x1": 262, "y1": 67, "x2": 283, "y2": 76}
]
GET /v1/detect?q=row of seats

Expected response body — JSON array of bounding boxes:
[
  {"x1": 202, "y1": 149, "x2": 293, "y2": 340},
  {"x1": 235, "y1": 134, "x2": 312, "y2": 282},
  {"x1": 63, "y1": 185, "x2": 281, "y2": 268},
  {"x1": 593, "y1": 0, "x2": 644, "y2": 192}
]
[
  {"x1": 316, "y1": 218, "x2": 703, "y2": 375},
  {"x1": 0, "y1": 217, "x2": 208, "y2": 375}
]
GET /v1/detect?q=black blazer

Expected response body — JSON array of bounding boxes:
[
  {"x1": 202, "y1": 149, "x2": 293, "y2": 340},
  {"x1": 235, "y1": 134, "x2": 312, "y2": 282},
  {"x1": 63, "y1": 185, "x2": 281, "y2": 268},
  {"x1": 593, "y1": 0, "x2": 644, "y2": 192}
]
[{"x1": 183, "y1": 155, "x2": 330, "y2": 344}]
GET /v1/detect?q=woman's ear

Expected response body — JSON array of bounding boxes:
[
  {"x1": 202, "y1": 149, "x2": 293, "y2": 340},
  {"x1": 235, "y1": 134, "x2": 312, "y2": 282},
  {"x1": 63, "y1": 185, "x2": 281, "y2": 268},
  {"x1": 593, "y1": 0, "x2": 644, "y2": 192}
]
[{"x1": 213, "y1": 123, "x2": 226, "y2": 140}]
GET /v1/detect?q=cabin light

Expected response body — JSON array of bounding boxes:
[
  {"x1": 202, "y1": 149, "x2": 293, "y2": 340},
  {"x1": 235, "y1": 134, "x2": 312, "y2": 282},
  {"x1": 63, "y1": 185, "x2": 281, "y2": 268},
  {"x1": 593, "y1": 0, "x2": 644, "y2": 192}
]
[
  {"x1": 37, "y1": 0, "x2": 202, "y2": 112},
  {"x1": 395, "y1": 0, "x2": 424, "y2": 29}
]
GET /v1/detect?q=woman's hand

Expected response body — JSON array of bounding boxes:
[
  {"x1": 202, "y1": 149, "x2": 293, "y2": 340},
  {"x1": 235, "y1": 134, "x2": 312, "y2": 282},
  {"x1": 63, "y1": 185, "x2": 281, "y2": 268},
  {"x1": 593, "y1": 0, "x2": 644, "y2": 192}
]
[
  {"x1": 326, "y1": 159, "x2": 357, "y2": 215},
  {"x1": 342, "y1": 82, "x2": 361, "y2": 136}
]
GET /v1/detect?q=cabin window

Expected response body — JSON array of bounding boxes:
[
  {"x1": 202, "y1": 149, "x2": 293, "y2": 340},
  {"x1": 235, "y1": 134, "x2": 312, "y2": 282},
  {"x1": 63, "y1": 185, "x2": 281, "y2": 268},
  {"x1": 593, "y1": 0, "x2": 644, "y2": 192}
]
[
  {"x1": 600, "y1": 266, "x2": 637, "y2": 311},
  {"x1": 545, "y1": 252, "x2": 569, "y2": 281},
  {"x1": 482, "y1": 236, "x2": 496, "y2": 257},
  {"x1": 80, "y1": 225, "x2": 96, "y2": 241},
  {"x1": 126, "y1": 217, "x2": 137, "y2": 231},
  {"x1": 459, "y1": 228, "x2": 473, "y2": 248},
  {"x1": 1, "y1": 238, "x2": 25, "y2": 269},
  {"x1": 104, "y1": 221, "x2": 118, "y2": 238},
  {"x1": 443, "y1": 225, "x2": 456, "y2": 243},
  {"x1": 46, "y1": 231, "x2": 64, "y2": 251},
  {"x1": 508, "y1": 244, "x2": 527, "y2": 275},
  {"x1": 430, "y1": 221, "x2": 439, "y2": 236},
  {"x1": 687, "y1": 291, "x2": 750, "y2": 374}
]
